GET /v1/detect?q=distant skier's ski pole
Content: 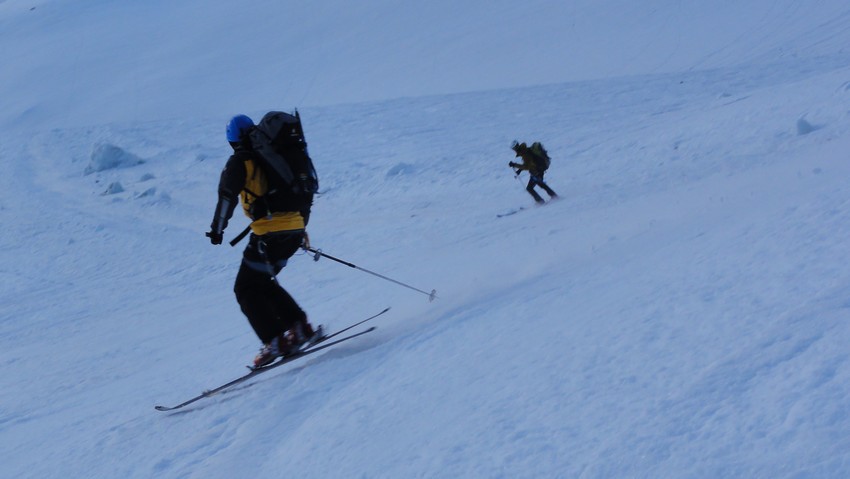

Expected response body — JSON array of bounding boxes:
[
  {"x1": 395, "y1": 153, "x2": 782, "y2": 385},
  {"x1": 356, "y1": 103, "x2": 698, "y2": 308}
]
[{"x1": 306, "y1": 247, "x2": 437, "y2": 302}]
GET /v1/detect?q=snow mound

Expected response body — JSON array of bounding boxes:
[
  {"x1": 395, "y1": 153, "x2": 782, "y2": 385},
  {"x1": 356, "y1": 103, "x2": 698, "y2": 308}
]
[
  {"x1": 385, "y1": 162, "x2": 416, "y2": 178},
  {"x1": 84, "y1": 143, "x2": 144, "y2": 175},
  {"x1": 101, "y1": 181, "x2": 124, "y2": 195},
  {"x1": 796, "y1": 116, "x2": 820, "y2": 136}
]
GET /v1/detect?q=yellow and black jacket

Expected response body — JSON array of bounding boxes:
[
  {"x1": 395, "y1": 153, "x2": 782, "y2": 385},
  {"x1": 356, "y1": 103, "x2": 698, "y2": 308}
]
[
  {"x1": 512, "y1": 151, "x2": 546, "y2": 177},
  {"x1": 210, "y1": 146, "x2": 311, "y2": 237}
]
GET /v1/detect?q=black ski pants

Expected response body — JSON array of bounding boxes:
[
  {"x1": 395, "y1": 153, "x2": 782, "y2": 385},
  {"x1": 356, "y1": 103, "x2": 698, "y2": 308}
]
[
  {"x1": 233, "y1": 231, "x2": 306, "y2": 344},
  {"x1": 526, "y1": 173, "x2": 557, "y2": 203}
]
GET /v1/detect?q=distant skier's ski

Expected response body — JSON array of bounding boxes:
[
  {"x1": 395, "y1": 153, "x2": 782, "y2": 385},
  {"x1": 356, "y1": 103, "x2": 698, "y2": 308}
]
[
  {"x1": 496, "y1": 206, "x2": 527, "y2": 218},
  {"x1": 497, "y1": 197, "x2": 560, "y2": 218},
  {"x1": 154, "y1": 308, "x2": 389, "y2": 412}
]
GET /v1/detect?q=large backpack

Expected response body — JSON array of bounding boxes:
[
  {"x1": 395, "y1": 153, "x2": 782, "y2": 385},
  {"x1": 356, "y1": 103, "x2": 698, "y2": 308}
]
[
  {"x1": 529, "y1": 142, "x2": 550, "y2": 172},
  {"x1": 247, "y1": 110, "x2": 318, "y2": 213}
]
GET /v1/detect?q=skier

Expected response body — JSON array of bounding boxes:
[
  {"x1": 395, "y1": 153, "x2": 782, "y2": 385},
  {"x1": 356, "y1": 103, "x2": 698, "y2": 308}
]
[
  {"x1": 509, "y1": 141, "x2": 558, "y2": 204},
  {"x1": 207, "y1": 114, "x2": 321, "y2": 368}
]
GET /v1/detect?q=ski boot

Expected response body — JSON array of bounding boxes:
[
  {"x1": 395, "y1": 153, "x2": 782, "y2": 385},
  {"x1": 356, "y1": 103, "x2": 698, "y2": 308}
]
[
  {"x1": 252, "y1": 333, "x2": 299, "y2": 369},
  {"x1": 290, "y1": 317, "x2": 324, "y2": 352}
]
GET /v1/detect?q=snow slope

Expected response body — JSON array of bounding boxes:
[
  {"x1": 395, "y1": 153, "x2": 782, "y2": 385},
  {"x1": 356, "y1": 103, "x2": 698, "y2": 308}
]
[{"x1": 3, "y1": 1, "x2": 850, "y2": 477}]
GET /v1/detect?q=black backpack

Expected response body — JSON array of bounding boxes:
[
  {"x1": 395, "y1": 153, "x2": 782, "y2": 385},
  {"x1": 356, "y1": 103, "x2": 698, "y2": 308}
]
[
  {"x1": 529, "y1": 142, "x2": 550, "y2": 172},
  {"x1": 247, "y1": 110, "x2": 319, "y2": 212}
]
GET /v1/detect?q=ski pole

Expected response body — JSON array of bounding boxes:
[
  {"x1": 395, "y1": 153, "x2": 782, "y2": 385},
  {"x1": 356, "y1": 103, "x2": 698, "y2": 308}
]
[
  {"x1": 229, "y1": 225, "x2": 252, "y2": 246},
  {"x1": 305, "y1": 247, "x2": 437, "y2": 302}
]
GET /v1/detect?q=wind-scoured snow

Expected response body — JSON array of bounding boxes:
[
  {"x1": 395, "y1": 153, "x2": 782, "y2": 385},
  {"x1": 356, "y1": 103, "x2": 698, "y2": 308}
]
[{"x1": 2, "y1": 1, "x2": 850, "y2": 478}]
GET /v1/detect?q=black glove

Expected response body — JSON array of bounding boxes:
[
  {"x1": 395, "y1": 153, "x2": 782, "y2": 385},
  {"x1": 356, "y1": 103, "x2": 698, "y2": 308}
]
[{"x1": 206, "y1": 230, "x2": 223, "y2": 245}]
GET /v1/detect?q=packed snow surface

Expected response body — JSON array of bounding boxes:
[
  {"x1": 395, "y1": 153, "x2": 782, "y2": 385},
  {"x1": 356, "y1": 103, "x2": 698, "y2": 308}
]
[{"x1": 2, "y1": 1, "x2": 850, "y2": 477}]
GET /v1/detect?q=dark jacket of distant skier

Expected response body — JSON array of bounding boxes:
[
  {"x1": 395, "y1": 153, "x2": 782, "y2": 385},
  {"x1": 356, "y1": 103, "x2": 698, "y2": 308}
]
[
  {"x1": 206, "y1": 113, "x2": 320, "y2": 369},
  {"x1": 509, "y1": 141, "x2": 558, "y2": 204}
]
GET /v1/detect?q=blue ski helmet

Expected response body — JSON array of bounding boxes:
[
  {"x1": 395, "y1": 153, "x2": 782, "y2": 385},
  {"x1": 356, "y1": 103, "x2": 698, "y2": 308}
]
[{"x1": 225, "y1": 114, "x2": 254, "y2": 142}]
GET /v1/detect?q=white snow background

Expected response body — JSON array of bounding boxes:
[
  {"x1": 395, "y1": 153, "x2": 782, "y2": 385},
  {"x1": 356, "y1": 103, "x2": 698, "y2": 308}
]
[{"x1": 2, "y1": 0, "x2": 850, "y2": 477}]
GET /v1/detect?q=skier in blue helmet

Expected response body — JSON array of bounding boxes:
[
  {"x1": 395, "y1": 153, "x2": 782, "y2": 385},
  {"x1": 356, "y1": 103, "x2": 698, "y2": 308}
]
[
  {"x1": 225, "y1": 114, "x2": 254, "y2": 145},
  {"x1": 207, "y1": 113, "x2": 321, "y2": 368}
]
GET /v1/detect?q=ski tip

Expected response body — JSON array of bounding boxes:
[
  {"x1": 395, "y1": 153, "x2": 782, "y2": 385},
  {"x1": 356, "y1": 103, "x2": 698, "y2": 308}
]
[{"x1": 154, "y1": 405, "x2": 170, "y2": 412}]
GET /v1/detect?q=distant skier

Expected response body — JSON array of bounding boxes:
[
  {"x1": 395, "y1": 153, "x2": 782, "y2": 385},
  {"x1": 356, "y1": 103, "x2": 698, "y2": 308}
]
[
  {"x1": 509, "y1": 141, "x2": 558, "y2": 204},
  {"x1": 207, "y1": 114, "x2": 321, "y2": 368}
]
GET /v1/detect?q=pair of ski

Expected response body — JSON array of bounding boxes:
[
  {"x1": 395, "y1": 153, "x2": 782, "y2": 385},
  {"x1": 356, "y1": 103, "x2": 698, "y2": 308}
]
[
  {"x1": 154, "y1": 307, "x2": 389, "y2": 412},
  {"x1": 496, "y1": 196, "x2": 559, "y2": 218}
]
